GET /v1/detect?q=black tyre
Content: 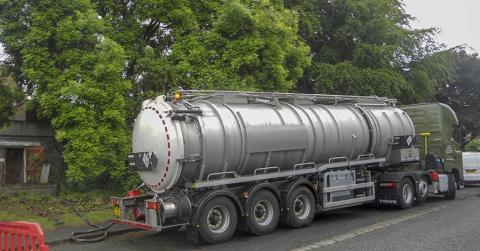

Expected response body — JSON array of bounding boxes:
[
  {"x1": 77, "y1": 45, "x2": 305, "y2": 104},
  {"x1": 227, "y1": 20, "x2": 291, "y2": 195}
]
[
  {"x1": 198, "y1": 196, "x2": 238, "y2": 244},
  {"x1": 284, "y1": 186, "x2": 315, "y2": 228},
  {"x1": 444, "y1": 173, "x2": 456, "y2": 200},
  {"x1": 246, "y1": 190, "x2": 280, "y2": 235},
  {"x1": 453, "y1": 171, "x2": 461, "y2": 190},
  {"x1": 397, "y1": 178, "x2": 414, "y2": 209},
  {"x1": 415, "y1": 177, "x2": 429, "y2": 204}
]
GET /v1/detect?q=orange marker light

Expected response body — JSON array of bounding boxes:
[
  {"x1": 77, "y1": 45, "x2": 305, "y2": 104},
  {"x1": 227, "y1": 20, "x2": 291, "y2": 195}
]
[{"x1": 146, "y1": 201, "x2": 161, "y2": 210}]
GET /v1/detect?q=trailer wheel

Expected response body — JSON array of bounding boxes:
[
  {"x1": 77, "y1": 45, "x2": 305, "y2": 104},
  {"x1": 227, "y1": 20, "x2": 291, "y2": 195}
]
[
  {"x1": 246, "y1": 190, "x2": 280, "y2": 235},
  {"x1": 444, "y1": 173, "x2": 456, "y2": 200},
  {"x1": 415, "y1": 177, "x2": 428, "y2": 204},
  {"x1": 397, "y1": 178, "x2": 414, "y2": 209},
  {"x1": 285, "y1": 186, "x2": 315, "y2": 228},
  {"x1": 198, "y1": 196, "x2": 238, "y2": 244}
]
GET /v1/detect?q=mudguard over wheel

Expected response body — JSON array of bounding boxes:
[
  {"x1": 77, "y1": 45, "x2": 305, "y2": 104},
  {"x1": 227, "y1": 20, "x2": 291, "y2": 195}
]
[
  {"x1": 284, "y1": 186, "x2": 316, "y2": 228},
  {"x1": 245, "y1": 190, "x2": 280, "y2": 235},
  {"x1": 198, "y1": 196, "x2": 238, "y2": 244}
]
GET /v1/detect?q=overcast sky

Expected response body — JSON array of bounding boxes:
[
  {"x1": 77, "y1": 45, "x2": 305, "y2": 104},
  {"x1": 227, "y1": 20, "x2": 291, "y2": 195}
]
[
  {"x1": 403, "y1": 0, "x2": 480, "y2": 52},
  {"x1": 0, "y1": 1, "x2": 479, "y2": 60}
]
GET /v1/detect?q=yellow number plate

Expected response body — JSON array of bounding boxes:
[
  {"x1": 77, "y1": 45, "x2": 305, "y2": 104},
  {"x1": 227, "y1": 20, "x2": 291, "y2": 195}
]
[
  {"x1": 113, "y1": 207, "x2": 121, "y2": 217},
  {"x1": 466, "y1": 169, "x2": 477, "y2": 174}
]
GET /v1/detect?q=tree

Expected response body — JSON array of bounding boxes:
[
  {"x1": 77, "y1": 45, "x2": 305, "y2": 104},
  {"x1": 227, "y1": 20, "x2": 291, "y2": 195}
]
[
  {"x1": 0, "y1": 0, "x2": 464, "y2": 190},
  {"x1": 286, "y1": 0, "x2": 452, "y2": 104},
  {"x1": 437, "y1": 48, "x2": 480, "y2": 135},
  {"x1": 1, "y1": 1, "x2": 131, "y2": 188},
  {"x1": 94, "y1": 0, "x2": 310, "y2": 98},
  {"x1": 171, "y1": 0, "x2": 310, "y2": 92},
  {"x1": 0, "y1": 0, "x2": 309, "y2": 189},
  {"x1": 90, "y1": 0, "x2": 311, "y2": 123},
  {"x1": 0, "y1": 69, "x2": 20, "y2": 128},
  {"x1": 465, "y1": 139, "x2": 480, "y2": 152},
  {"x1": 406, "y1": 50, "x2": 456, "y2": 102},
  {"x1": 0, "y1": 0, "x2": 33, "y2": 96},
  {"x1": 93, "y1": 0, "x2": 200, "y2": 117}
]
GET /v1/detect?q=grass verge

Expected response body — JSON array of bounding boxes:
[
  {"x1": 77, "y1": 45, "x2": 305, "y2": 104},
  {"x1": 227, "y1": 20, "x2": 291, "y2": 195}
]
[{"x1": 0, "y1": 193, "x2": 114, "y2": 231}]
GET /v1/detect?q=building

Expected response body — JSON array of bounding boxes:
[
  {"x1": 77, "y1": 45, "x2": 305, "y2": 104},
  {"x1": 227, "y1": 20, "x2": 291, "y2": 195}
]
[{"x1": 0, "y1": 105, "x2": 63, "y2": 193}]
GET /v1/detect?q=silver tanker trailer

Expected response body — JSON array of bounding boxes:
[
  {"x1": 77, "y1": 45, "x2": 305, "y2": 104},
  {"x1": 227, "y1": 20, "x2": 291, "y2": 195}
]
[{"x1": 110, "y1": 90, "x2": 461, "y2": 244}]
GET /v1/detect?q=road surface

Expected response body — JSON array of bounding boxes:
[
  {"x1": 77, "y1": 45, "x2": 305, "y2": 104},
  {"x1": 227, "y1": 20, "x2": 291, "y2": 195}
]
[{"x1": 53, "y1": 186, "x2": 480, "y2": 251}]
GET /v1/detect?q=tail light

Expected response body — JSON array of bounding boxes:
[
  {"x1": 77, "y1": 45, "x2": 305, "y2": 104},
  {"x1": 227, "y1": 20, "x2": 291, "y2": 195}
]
[
  {"x1": 380, "y1": 181, "x2": 397, "y2": 188},
  {"x1": 127, "y1": 189, "x2": 141, "y2": 197},
  {"x1": 430, "y1": 172, "x2": 439, "y2": 182},
  {"x1": 146, "y1": 201, "x2": 161, "y2": 210}
]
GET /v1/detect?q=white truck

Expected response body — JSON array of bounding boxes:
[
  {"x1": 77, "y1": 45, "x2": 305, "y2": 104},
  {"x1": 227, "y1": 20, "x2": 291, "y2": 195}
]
[{"x1": 463, "y1": 152, "x2": 480, "y2": 184}]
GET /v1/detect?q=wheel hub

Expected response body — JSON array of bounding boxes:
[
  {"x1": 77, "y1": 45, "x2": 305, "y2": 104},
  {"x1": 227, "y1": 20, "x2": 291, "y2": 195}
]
[
  {"x1": 295, "y1": 199, "x2": 304, "y2": 213},
  {"x1": 254, "y1": 200, "x2": 274, "y2": 226},
  {"x1": 293, "y1": 195, "x2": 311, "y2": 220},
  {"x1": 207, "y1": 206, "x2": 230, "y2": 233}
]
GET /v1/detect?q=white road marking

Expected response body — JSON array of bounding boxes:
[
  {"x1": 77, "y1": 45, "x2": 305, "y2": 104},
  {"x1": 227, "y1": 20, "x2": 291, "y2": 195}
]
[{"x1": 291, "y1": 204, "x2": 450, "y2": 251}]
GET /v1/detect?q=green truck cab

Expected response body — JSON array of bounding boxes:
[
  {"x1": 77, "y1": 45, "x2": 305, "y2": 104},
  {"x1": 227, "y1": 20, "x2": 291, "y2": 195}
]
[{"x1": 401, "y1": 103, "x2": 463, "y2": 188}]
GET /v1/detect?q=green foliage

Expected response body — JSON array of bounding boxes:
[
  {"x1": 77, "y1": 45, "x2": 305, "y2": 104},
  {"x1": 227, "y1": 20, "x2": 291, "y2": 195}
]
[
  {"x1": 465, "y1": 139, "x2": 480, "y2": 152},
  {"x1": 172, "y1": 0, "x2": 310, "y2": 92},
  {"x1": 0, "y1": 0, "x2": 309, "y2": 190},
  {"x1": 287, "y1": 0, "x2": 453, "y2": 104},
  {"x1": 1, "y1": 1, "x2": 131, "y2": 188},
  {"x1": 308, "y1": 62, "x2": 414, "y2": 101},
  {"x1": 0, "y1": 69, "x2": 21, "y2": 128},
  {"x1": 0, "y1": 193, "x2": 112, "y2": 230},
  {"x1": 437, "y1": 48, "x2": 480, "y2": 136},
  {"x1": 94, "y1": 0, "x2": 199, "y2": 111},
  {"x1": 91, "y1": 0, "x2": 311, "y2": 120},
  {"x1": 407, "y1": 50, "x2": 457, "y2": 102},
  {"x1": 0, "y1": 0, "x2": 466, "y2": 191}
]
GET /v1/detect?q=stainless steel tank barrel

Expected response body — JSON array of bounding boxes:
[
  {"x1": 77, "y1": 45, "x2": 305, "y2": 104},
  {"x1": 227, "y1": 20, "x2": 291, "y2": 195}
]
[{"x1": 132, "y1": 91, "x2": 415, "y2": 193}]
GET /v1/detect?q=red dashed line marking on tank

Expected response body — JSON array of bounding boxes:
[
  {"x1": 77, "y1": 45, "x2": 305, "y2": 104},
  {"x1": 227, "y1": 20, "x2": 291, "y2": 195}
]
[{"x1": 142, "y1": 106, "x2": 172, "y2": 189}]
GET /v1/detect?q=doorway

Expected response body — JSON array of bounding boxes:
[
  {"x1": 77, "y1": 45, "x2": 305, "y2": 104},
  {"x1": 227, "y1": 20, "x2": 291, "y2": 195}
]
[{"x1": 5, "y1": 148, "x2": 24, "y2": 185}]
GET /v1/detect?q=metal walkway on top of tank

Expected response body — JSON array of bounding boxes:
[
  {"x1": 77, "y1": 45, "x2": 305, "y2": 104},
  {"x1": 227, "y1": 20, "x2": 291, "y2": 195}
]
[{"x1": 174, "y1": 89, "x2": 397, "y2": 106}]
